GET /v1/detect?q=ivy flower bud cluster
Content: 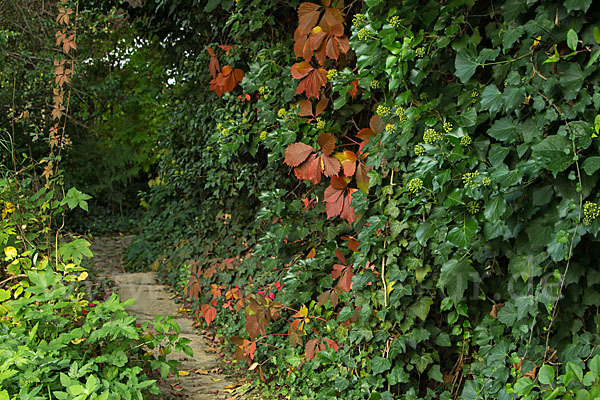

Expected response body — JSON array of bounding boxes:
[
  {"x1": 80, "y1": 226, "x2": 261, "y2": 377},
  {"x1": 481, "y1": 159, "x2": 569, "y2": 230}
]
[
  {"x1": 259, "y1": 131, "x2": 267, "y2": 140},
  {"x1": 395, "y1": 106, "x2": 407, "y2": 122},
  {"x1": 423, "y1": 128, "x2": 443, "y2": 144},
  {"x1": 370, "y1": 79, "x2": 380, "y2": 89},
  {"x1": 316, "y1": 117, "x2": 326, "y2": 130},
  {"x1": 388, "y1": 16, "x2": 401, "y2": 28},
  {"x1": 414, "y1": 144, "x2": 425, "y2": 156},
  {"x1": 462, "y1": 171, "x2": 480, "y2": 188},
  {"x1": 482, "y1": 176, "x2": 491, "y2": 186},
  {"x1": 415, "y1": 47, "x2": 425, "y2": 57},
  {"x1": 385, "y1": 124, "x2": 396, "y2": 134},
  {"x1": 460, "y1": 136, "x2": 472, "y2": 146},
  {"x1": 443, "y1": 122, "x2": 453, "y2": 132},
  {"x1": 327, "y1": 69, "x2": 337, "y2": 80},
  {"x1": 376, "y1": 105, "x2": 391, "y2": 117},
  {"x1": 584, "y1": 201, "x2": 600, "y2": 225},
  {"x1": 352, "y1": 13, "x2": 367, "y2": 28},
  {"x1": 277, "y1": 108, "x2": 288, "y2": 118},
  {"x1": 408, "y1": 178, "x2": 423, "y2": 194},
  {"x1": 471, "y1": 90, "x2": 479, "y2": 103},
  {"x1": 357, "y1": 28, "x2": 370, "y2": 41},
  {"x1": 467, "y1": 201, "x2": 480, "y2": 214}
]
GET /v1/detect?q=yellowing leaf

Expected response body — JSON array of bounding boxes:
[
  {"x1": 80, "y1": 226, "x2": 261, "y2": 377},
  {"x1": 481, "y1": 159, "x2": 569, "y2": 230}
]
[
  {"x1": 210, "y1": 377, "x2": 222, "y2": 382},
  {"x1": 4, "y1": 246, "x2": 17, "y2": 260},
  {"x1": 178, "y1": 370, "x2": 190, "y2": 376},
  {"x1": 77, "y1": 271, "x2": 88, "y2": 281},
  {"x1": 70, "y1": 337, "x2": 85, "y2": 344},
  {"x1": 533, "y1": 35, "x2": 541, "y2": 46}
]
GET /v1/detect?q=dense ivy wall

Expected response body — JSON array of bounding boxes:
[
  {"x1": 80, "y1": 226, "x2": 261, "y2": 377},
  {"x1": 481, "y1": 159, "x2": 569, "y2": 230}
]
[{"x1": 128, "y1": 0, "x2": 600, "y2": 398}]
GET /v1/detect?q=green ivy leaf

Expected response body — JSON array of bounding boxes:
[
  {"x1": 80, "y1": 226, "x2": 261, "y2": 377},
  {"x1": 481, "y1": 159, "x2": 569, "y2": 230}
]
[
  {"x1": 438, "y1": 259, "x2": 477, "y2": 300},
  {"x1": 480, "y1": 85, "x2": 503, "y2": 113},
  {"x1": 531, "y1": 135, "x2": 573, "y2": 174},
  {"x1": 484, "y1": 195, "x2": 506, "y2": 221},
  {"x1": 448, "y1": 218, "x2": 478, "y2": 248},
  {"x1": 371, "y1": 356, "x2": 392, "y2": 374},
  {"x1": 564, "y1": 0, "x2": 592, "y2": 13},
  {"x1": 408, "y1": 296, "x2": 433, "y2": 321}
]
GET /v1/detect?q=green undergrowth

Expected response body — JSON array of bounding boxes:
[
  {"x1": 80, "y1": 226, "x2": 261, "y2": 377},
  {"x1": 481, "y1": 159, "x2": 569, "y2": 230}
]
[{"x1": 0, "y1": 177, "x2": 191, "y2": 399}]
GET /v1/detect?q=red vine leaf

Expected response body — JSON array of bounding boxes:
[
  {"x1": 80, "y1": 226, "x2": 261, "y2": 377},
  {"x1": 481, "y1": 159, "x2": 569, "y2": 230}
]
[
  {"x1": 291, "y1": 62, "x2": 327, "y2": 99},
  {"x1": 355, "y1": 163, "x2": 372, "y2": 193},
  {"x1": 348, "y1": 80, "x2": 359, "y2": 98},
  {"x1": 317, "y1": 132, "x2": 335, "y2": 156},
  {"x1": 291, "y1": 61, "x2": 314, "y2": 79},
  {"x1": 297, "y1": 2, "x2": 322, "y2": 35},
  {"x1": 334, "y1": 151, "x2": 357, "y2": 177},
  {"x1": 200, "y1": 304, "x2": 217, "y2": 326},
  {"x1": 284, "y1": 142, "x2": 315, "y2": 167},
  {"x1": 331, "y1": 251, "x2": 354, "y2": 292},
  {"x1": 324, "y1": 178, "x2": 357, "y2": 223},
  {"x1": 206, "y1": 46, "x2": 220, "y2": 78}
]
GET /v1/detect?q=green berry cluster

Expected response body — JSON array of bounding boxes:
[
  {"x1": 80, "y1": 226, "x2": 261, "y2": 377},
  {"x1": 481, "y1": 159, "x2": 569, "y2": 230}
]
[
  {"x1": 462, "y1": 171, "x2": 480, "y2": 188},
  {"x1": 584, "y1": 201, "x2": 600, "y2": 225},
  {"x1": 408, "y1": 178, "x2": 423, "y2": 193},
  {"x1": 376, "y1": 105, "x2": 391, "y2": 117},
  {"x1": 460, "y1": 136, "x2": 472, "y2": 146},
  {"x1": 316, "y1": 117, "x2": 326, "y2": 130},
  {"x1": 357, "y1": 28, "x2": 370, "y2": 41},
  {"x1": 414, "y1": 144, "x2": 425, "y2": 156},
  {"x1": 353, "y1": 13, "x2": 367, "y2": 28},
  {"x1": 388, "y1": 16, "x2": 401, "y2": 27},
  {"x1": 415, "y1": 47, "x2": 425, "y2": 57},
  {"x1": 423, "y1": 128, "x2": 443, "y2": 144},
  {"x1": 370, "y1": 79, "x2": 380, "y2": 89},
  {"x1": 327, "y1": 69, "x2": 337, "y2": 80},
  {"x1": 443, "y1": 122, "x2": 453, "y2": 132},
  {"x1": 259, "y1": 131, "x2": 267, "y2": 140},
  {"x1": 277, "y1": 108, "x2": 288, "y2": 118},
  {"x1": 385, "y1": 124, "x2": 396, "y2": 134},
  {"x1": 467, "y1": 201, "x2": 480, "y2": 214}
]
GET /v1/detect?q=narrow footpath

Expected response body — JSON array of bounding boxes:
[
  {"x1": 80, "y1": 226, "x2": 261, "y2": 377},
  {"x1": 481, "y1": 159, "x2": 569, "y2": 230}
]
[{"x1": 90, "y1": 236, "x2": 243, "y2": 399}]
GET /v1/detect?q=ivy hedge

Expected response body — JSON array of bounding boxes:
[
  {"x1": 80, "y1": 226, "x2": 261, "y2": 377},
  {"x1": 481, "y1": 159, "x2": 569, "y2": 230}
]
[{"x1": 126, "y1": 0, "x2": 600, "y2": 398}]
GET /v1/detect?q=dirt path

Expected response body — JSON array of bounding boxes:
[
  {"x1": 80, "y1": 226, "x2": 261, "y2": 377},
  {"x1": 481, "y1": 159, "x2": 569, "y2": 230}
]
[{"x1": 90, "y1": 236, "x2": 242, "y2": 399}]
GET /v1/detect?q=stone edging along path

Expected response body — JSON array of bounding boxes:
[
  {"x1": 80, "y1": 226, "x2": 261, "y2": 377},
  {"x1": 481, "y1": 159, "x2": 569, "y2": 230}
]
[{"x1": 90, "y1": 236, "x2": 251, "y2": 400}]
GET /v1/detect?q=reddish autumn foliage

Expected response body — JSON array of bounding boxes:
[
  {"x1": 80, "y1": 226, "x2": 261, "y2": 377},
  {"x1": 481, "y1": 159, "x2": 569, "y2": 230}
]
[
  {"x1": 284, "y1": 132, "x2": 340, "y2": 184},
  {"x1": 206, "y1": 46, "x2": 244, "y2": 97}
]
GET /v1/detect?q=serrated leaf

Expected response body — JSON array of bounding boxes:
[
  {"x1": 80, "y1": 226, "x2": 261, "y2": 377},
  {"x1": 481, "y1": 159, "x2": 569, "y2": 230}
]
[{"x1": 284, "y1": 143, "x2": 314, "y2": 167}]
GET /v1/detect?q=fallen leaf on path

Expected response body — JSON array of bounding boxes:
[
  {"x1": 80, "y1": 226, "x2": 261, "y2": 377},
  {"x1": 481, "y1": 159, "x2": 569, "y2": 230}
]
[
  {"x1": 178, "y1": 370, "x2": 190, "y2": 376},
  {"x1": 210, "y1": 377, "x2": 223, "y2": 382}
]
